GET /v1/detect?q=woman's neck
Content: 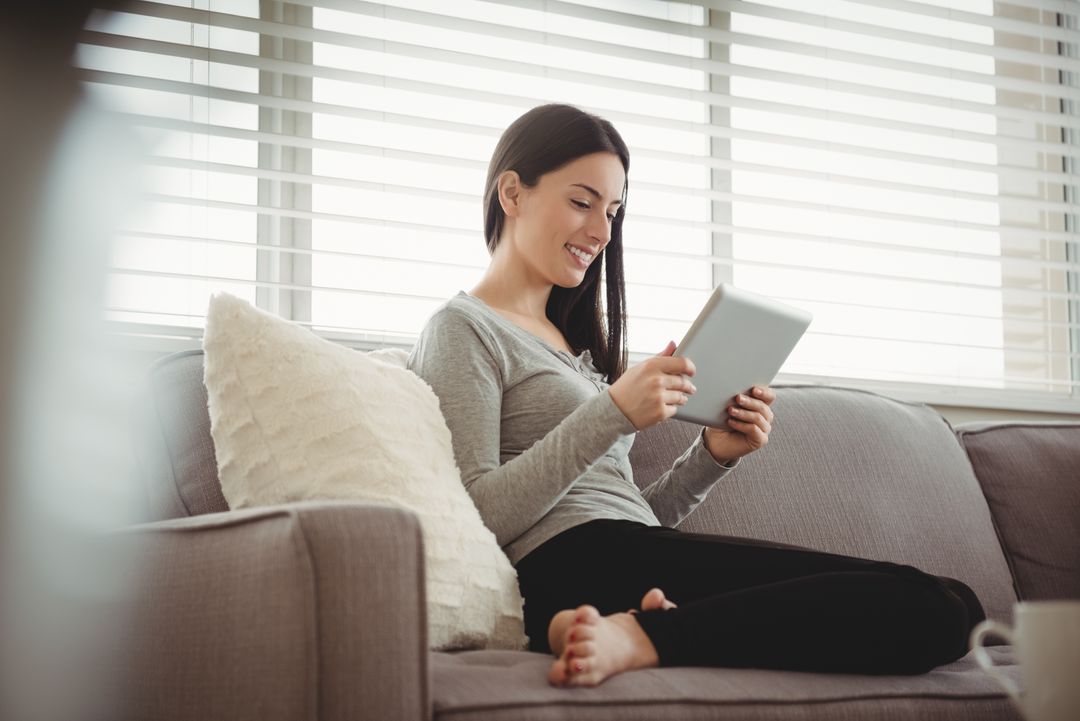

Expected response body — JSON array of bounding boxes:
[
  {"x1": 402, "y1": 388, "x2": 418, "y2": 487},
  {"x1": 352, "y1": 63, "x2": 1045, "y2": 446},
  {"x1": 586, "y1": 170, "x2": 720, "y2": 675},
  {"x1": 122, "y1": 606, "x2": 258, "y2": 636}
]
[{"x1": 468, "y1": 282, "x2": 552, "y2": 324}]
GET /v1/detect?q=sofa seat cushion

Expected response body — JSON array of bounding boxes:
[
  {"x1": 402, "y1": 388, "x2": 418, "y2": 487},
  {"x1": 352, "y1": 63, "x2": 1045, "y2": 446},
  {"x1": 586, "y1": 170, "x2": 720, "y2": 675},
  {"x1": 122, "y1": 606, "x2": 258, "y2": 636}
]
[
  {"x1": 432, "y1": 647, "x2": 1019, "y2": 721},
  {"x1": 956, "y1": 422, "x2": 1080, "y2": 602},
  {"x1": 629, "y1": 385, "x2": 1018, "y2": 630}
]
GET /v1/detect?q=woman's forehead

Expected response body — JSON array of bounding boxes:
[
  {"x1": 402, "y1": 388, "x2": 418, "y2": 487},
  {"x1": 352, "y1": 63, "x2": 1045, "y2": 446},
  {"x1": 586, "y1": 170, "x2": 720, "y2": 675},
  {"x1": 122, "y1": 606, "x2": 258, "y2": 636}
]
[{"x1": 550, "y1": 154, "x2": 625, "y2": 199}]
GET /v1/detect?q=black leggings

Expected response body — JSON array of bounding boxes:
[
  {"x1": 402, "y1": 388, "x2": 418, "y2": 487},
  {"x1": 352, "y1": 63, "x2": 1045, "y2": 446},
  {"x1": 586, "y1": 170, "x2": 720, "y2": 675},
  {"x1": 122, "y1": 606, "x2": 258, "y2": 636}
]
[{"x1": 514, "y1": 519, "x2": 986, "y2": 676}]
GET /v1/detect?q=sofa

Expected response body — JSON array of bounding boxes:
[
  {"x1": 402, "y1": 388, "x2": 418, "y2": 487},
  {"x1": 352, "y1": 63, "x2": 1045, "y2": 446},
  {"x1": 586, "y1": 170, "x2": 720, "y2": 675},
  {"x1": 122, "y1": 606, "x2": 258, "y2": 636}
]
[{"x1": 116, "y1": 348, "x2": 1080, "y2": 721}]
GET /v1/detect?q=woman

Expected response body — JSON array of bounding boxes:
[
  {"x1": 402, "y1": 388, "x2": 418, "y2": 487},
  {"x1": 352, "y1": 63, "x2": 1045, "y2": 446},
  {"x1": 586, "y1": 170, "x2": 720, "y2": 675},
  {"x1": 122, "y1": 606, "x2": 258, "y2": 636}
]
[{"x1": 406, "y1": 103, "x2": 986, "y2": 687}]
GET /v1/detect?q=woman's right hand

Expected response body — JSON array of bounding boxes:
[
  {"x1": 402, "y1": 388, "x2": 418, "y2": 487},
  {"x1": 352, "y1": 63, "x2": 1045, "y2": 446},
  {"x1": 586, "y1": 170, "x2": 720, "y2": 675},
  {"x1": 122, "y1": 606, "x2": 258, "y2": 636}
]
[{"x1": 608, "y1": 340, "x2": 697, "y2": 431}]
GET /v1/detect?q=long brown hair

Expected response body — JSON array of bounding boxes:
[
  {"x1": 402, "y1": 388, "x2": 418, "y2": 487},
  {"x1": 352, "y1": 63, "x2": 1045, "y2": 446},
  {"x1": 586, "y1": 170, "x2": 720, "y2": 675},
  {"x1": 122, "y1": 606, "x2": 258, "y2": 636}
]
[{"x1": 482, "y1": 103, "x2": 630, "y2": 384}]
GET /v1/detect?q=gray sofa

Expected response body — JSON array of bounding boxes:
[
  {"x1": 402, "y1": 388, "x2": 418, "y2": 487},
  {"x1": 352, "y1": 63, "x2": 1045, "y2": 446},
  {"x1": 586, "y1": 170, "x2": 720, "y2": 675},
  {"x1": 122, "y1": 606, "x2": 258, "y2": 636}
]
[{"x1": 118, "y1": 349, "x2": 1080, "y2": 721}]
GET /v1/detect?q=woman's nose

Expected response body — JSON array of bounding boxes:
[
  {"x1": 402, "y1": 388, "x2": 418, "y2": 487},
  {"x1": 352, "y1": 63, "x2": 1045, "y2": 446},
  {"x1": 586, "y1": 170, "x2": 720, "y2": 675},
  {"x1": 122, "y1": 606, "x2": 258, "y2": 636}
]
[{"x1": 588, "y1": 213, "x2": 611, "y2": 246}]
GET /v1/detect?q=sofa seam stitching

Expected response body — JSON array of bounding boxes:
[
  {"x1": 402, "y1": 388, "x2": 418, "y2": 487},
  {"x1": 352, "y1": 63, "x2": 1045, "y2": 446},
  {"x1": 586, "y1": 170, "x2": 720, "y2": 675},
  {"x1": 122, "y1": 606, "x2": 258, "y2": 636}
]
[{"x1": 290, "y1": 509, "x2": 321, "y2": 721}]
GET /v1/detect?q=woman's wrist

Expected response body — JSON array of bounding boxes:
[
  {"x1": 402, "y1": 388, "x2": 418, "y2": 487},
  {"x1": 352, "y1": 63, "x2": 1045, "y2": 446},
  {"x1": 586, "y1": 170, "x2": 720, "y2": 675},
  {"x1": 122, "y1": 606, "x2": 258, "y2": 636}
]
[{"x1": 701, "y1": 427, "x2": 736, "y2": 467}]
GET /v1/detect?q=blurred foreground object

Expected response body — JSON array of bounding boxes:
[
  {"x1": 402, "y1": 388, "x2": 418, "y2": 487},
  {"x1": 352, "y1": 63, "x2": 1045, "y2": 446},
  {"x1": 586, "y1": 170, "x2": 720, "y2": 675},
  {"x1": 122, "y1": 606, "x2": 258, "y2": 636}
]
[{"x1": 0, "y1": 2, "x2": 146, "y2": 720}]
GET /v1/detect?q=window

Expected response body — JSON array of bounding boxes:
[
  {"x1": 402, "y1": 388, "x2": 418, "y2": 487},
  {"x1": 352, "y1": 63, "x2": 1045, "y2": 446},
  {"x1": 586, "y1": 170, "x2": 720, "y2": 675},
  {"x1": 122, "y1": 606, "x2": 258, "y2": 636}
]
[{"x1": 76, "y1": 0, "x2": 1079, "y2": 412}]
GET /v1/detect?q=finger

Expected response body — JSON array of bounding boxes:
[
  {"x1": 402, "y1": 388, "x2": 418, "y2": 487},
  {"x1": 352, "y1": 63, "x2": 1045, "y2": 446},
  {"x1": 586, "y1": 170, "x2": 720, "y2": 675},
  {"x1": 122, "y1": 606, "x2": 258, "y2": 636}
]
[
  {"x1": 659, "y1": 356, "x2": 696, "y2": 377},
  {"x1": 729, "y1": 406, "x2": 771, "y2": 434},
  {"x1": 735, "y1": 393, "x2": 774, "y2": 423},
  {"x1": 752, "y1": 385, "x2": 776, "y2": 404},
  {"x1": 670, "y1": 374, "x2": 697, "y2": 394},
  {"x1": 667, "y1": 390, "x2": 690, "y2": 406},
  {"x1": 727, "y1": 417, "x2": 770, "y2": 446}
]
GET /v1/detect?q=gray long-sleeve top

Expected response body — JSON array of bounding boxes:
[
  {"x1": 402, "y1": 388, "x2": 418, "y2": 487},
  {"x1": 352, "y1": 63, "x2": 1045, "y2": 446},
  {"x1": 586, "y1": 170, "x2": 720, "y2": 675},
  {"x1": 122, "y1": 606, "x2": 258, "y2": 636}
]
[{"x1": 406, "y1": 290, "x2": 740, "y2": 565}]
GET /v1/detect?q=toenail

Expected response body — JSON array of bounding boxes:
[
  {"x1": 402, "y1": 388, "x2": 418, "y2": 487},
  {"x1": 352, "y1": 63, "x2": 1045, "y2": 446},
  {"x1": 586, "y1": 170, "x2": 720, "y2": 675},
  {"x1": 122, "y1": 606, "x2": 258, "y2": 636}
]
[
  {"x1": 569, "y1": 631, "x2": 576, "y2": 641},
  {"x1": 567, "y1": 650, "x2": 574, "y2": 659},
  {"x1": 574, "y1": 661, "x2": 582, "y2": 672}
]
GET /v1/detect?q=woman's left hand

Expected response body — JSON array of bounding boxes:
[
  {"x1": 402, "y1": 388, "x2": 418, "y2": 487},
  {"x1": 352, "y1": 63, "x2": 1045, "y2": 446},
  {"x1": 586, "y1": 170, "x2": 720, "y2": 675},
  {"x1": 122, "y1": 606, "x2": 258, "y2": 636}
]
[{"x1": 702, "y1": 385, "x2": 776, "y2": 465}]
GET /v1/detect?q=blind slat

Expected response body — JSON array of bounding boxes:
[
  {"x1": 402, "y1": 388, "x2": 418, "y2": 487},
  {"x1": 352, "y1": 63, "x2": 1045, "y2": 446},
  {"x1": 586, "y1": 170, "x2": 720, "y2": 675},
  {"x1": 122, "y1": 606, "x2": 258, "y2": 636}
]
[
  {"x1": 118, "y1": 198, "x2": 1080, "y2": 304},
  {"x1": 88, "y1": 4, "x2": 1080, "y2": 132},
  {"x1": 104, "y1": 267, "x2": 1080, "y2": 360},
  {"x1": 790, "y1": 0, "x2": 1079, "y2": 43},
  {"x1": 117, "y1": 111, "x2": 1080, "y2": 192},
  {"x1": 140, "y1": 180, "x2": 1080, "y2": 250},
  {"x1": 81, "y1": 69, "x2": 1080, "y2": 190},
  {"x1": 117, "y1": 225, "x2": 1080, "y2": 295},
  {"x1": 693, "y1": 0, "x2": 1080, "y2": 71},
  {"x1": 112, "y1": 233, "x2": 1080, "y2": 333},
  {"x1": 80, "y1": 30, "x2": 1080, "y2": 151},
  {"x1": 144, "y1": 153, "x2": 1080, "y2": 226}
]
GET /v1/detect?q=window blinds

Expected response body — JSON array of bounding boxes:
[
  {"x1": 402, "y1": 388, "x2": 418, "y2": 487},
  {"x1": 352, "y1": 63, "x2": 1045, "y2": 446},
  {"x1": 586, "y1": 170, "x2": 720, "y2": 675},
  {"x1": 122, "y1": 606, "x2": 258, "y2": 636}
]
[{"x1": 76, "y1": 0, "x2": 1079, "y2": 412}]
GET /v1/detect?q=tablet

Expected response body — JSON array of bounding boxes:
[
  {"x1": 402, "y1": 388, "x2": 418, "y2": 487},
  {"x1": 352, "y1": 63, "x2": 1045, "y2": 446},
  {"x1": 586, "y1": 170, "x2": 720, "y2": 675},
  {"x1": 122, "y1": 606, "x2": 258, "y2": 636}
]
[{"x1": 673, "y1": 283, "x2": 812, "y2": 428}]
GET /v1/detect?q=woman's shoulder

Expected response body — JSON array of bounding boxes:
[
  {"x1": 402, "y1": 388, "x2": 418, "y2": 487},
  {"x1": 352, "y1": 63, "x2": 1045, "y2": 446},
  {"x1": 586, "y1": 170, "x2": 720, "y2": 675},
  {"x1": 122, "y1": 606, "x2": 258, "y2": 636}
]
[
  {"x1": 412, "y1": 295, "x2": 504, "y2": 363},
  {"x1": 420, "y1": 294, "x2": 492, "y2": 338}
]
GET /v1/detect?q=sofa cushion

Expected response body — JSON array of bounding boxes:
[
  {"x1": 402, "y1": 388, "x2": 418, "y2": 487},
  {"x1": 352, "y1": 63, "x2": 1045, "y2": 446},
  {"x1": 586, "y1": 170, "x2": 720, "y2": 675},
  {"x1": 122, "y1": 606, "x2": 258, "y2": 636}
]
[
  {"x1": 956, "y1": 422, "x2": 1080, "y2": 602},
  {"x1": 431, "y1": 646, "x2": 1019, "y2": 721},
  {"x1": 201, "y1": 292, "x2": 527, "y2": 652},
  {"x1": 629, "y1": 384, "x2": 1018, "y2": 631},
  {"x1": 132, "y1": 350, "x2": 228, "y2": 520}
]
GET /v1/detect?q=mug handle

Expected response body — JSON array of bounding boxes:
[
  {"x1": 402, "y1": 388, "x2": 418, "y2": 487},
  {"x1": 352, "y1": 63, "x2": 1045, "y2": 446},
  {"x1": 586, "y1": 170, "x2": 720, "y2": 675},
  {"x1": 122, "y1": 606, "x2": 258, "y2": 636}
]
[{"x1": 970, "y1": 620, "x2": 1021, "y2": 701}]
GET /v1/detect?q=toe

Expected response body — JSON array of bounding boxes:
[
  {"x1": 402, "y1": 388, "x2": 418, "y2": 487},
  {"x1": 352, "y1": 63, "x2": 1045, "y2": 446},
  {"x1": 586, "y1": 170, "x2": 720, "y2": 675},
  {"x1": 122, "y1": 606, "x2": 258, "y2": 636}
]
[
  {"x1": 640, "y1": 587, "x2": 665, "y2": 610},
  {"x1": 548, "y1": 658, "x2": 568, "y2": 686},
  {"x1": 566, "y1": 659, "x2": 602, "y2": 688},
  {"x1": 641, "y1": 587, "x2": 678, "y2": 611},
  {"x1": 574, "y1": 604, "x2": 601, "y2": 624},
  {"x1": 566, "y1": 622, "x2": 596, "y2": 644},
  {"x1": 568, "y1": 640, "x2": 596, "y2": 659}
]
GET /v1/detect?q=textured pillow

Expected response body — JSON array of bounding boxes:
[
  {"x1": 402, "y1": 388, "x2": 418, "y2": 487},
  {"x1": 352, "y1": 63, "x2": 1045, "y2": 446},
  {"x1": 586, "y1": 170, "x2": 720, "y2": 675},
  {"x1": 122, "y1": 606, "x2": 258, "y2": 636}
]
[{"x1": 202, "y1": 292, "x2": 527, "y2": 651}]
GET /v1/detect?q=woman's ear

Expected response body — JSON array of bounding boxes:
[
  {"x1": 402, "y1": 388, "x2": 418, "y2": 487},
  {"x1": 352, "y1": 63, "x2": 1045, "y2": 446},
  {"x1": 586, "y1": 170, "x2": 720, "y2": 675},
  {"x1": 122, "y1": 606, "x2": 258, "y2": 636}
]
[{"x1": 498, "y1": 170, "x2": 522, "y2": 218}]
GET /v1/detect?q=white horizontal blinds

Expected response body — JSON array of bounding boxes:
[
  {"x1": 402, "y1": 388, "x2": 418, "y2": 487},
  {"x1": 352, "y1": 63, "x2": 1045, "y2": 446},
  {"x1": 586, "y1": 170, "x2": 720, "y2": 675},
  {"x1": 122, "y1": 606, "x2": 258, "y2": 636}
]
[
  {"x1": 304, "y1": 0, "x2": 712, "y2": 338},
  {"x1": 1066, "y1": 8, "x2": 1080, "y2": 387},
  {"x1": 79, "y1": 0, "x2": 262, "y2": 328},
  {"x1": 75, "y1": 0, "x2": 1080, "y2": 408},
  {"x1": 715, "y1": 0, "x2": 1080, "y2": 404},
  {"x1": 76, "y1": 0, "x2": 716, "y2": 345}
]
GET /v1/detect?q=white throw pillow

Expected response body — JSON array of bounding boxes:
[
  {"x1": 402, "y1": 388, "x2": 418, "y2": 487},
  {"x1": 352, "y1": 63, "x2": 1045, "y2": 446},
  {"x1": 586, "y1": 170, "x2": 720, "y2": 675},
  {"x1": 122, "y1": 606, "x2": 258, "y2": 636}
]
[{"x1": 202, "y1": 292, "x2": 528, "y2": 651}]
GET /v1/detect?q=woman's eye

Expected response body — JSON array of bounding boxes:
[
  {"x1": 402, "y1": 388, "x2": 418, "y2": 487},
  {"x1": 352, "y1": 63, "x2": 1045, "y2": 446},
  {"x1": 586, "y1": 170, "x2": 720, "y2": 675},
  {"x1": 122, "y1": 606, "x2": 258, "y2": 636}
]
[{"x1": 573, "y1": 199, "x2": 616, "y2": 223}]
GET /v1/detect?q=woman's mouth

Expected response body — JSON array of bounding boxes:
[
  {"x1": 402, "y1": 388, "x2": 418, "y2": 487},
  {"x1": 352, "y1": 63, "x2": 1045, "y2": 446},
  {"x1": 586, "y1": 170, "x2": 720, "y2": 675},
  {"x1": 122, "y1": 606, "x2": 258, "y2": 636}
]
[{"x1": 564, "y1": 243, "x2": 592, "y2": 269}]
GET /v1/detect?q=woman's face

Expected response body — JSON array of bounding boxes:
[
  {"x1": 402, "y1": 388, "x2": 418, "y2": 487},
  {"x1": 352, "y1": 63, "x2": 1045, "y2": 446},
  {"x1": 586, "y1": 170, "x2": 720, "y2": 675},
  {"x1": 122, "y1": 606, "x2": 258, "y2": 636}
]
[{"x1": 502, "y1": 151, "x2": 625, "y2": 288}]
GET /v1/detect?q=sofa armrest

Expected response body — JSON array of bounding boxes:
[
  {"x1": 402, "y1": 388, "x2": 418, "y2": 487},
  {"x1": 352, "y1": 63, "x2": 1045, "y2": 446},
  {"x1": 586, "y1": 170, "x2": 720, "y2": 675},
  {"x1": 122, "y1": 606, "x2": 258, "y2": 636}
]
[{"x1": 112, "y1": 500, "x2": 430, "y2": 721}]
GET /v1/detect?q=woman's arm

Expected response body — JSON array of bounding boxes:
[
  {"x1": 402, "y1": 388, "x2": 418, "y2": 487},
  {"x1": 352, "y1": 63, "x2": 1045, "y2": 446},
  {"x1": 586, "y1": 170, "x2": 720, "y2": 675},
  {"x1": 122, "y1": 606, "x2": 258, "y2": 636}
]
[
  {"x1": 639, "y1": 427, "x2": 739, "y2": 527},
  {"x1": 408, "y1": 308, "x2": 638, "y2": 547}
]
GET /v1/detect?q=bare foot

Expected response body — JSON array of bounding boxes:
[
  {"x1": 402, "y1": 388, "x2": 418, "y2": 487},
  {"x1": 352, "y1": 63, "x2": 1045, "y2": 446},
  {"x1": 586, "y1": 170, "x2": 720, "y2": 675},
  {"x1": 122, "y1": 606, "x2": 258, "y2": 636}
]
[
  {"x1": 548, "y1": 587, "x2": 677, "y2": 657},
  {"x1": 547, "y1": 605, "x2": 660, "y2": 687}
]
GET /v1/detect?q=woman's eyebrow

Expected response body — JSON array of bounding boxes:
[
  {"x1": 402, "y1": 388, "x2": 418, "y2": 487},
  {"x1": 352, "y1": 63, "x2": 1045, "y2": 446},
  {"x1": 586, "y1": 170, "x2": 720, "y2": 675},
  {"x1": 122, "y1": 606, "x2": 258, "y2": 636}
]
[{"x1": 570, "y1": 183, "x2": 622, "y2": 207}]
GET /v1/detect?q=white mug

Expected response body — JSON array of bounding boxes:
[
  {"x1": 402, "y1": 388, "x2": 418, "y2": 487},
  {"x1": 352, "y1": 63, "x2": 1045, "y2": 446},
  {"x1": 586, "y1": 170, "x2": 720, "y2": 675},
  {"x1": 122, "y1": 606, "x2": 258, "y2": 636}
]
[{"x1": 970, "y1": 600, "x2": 1080, "y2": 721}]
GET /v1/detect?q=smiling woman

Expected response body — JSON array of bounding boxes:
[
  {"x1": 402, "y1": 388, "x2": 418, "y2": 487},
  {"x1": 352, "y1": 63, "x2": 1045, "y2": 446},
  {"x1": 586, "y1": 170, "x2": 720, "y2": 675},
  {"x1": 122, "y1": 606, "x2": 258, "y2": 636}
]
[
  {"x1": 469, "y1": 103, "x2": 632, "y2": 385},
  {"x1": 407, "y1": 101, "x2": 987, "y2": 690}
]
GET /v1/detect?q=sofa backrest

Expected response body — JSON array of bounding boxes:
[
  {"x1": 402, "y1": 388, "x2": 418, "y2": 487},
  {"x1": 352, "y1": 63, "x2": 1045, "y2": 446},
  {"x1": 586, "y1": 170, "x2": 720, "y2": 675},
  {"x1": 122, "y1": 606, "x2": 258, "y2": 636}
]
[
  {"x1": 135, "y1": 351, "x2": 1020, "y2": 625},
  {"x1": 132, "y1": 350, "x2": 228, "y2": 520},
  {"x1": 629, "y1": 384, "x2": 1019, "y2": 627},
  {"x1": 956, "y1": 421, "x2": 1080, "y2": 603}
]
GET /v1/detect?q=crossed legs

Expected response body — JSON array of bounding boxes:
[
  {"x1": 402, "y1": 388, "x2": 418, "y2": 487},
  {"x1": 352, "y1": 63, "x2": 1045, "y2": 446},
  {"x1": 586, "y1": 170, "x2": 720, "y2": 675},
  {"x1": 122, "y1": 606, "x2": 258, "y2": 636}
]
[{"x1": 514, "y1": 519, "x2": 986, "y2": 687}]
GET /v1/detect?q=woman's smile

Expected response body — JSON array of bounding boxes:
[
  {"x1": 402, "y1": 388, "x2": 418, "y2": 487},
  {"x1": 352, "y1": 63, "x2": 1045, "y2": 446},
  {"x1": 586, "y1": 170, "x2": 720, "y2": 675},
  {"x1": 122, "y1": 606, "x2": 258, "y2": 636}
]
[{"x1": 564, "y1": 242, "x2": 592, "y2": 269}]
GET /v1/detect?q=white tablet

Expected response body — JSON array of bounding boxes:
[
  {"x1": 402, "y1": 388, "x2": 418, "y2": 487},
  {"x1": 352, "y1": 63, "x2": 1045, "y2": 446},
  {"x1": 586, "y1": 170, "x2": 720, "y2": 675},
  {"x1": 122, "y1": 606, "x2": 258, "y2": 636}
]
[{"x1": 673, "y1": 283, "x2": 812, "y2": 428}]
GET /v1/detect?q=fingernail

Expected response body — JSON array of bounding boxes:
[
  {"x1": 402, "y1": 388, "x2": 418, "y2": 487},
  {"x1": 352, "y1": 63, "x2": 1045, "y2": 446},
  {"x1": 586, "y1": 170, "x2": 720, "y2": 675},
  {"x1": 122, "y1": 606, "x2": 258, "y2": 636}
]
[{"x1": 754, "y1": 387, "x2": 763, "y2": 396}]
